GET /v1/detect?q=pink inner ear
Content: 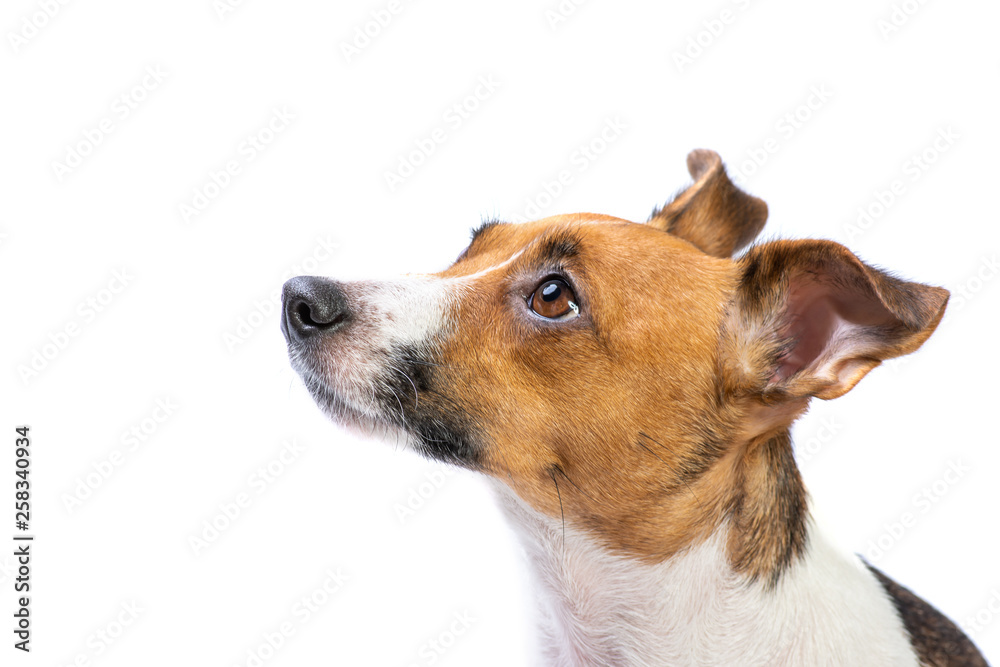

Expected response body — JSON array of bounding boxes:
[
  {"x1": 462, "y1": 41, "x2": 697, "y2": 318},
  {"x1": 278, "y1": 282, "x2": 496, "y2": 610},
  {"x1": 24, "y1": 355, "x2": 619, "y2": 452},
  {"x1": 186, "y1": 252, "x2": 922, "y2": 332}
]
[
  {"x1": 774, "y1": 287, "x2": 840, "y2": 381},
  {"x1": 773, "y1": 274, "x2": 896, "y2": 383}
]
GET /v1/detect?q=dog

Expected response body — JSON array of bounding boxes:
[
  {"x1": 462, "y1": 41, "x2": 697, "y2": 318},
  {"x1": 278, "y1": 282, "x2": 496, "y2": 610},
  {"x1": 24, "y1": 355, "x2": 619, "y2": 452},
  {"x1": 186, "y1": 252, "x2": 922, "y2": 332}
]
[{"x1": 280, "y1": 149, "x2": 987, "y2": 666}]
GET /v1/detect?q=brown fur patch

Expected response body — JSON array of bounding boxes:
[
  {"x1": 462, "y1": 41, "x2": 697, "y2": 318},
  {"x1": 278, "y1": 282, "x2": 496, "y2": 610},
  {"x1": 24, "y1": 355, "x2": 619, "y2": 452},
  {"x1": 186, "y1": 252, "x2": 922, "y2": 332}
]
[
  {"x1": 289, "y1": 151, "x2": 952, "y2": 591},
  {"x1": 434, "y1": 215, "x2": 743, "y2": 561},
  {"x1": 726, "y1": 429, "x2": 808, "y2": 584},
  {"x1": 422, "y1": 214, "x2": 807, "y2": 579},
  {"x1": 422, "y1": 210, "x2": 948, "y2": 583}
]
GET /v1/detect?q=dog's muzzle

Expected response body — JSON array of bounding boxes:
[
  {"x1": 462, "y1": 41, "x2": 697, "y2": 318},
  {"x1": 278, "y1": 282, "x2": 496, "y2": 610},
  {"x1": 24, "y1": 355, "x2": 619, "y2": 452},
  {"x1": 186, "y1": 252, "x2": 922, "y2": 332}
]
[
  {"x1": 280, "y1": 276, "x2": 350, "y2": 343},
  {"x1": 280, "y1": 274, "x2": 481, "y2": 467}
]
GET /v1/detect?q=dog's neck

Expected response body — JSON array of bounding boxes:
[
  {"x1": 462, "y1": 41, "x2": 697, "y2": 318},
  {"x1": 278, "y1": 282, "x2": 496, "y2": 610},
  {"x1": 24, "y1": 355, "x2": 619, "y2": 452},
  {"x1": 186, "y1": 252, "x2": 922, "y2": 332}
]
[{"x1": 491, "y1": 470, "x2": 919, "y2": 666}]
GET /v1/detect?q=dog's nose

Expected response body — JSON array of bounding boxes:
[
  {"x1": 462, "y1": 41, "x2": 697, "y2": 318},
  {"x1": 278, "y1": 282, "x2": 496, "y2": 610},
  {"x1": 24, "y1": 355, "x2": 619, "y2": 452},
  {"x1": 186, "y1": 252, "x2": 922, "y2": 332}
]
[{"x1": 281, "y1": 276, "x2": 350, "y2": 342}]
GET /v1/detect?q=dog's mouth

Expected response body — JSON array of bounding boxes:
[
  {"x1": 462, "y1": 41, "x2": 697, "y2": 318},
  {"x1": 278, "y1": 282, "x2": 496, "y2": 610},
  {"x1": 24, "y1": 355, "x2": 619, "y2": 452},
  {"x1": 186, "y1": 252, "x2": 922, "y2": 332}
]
[
  {"x1": 284, "y1": 340, "x2": 366, "y2": 422},
  {"x1": 284, "y1": 329, "x2": 402, "y2": 430},
  {"x1": 288, "y1": 343, "x2": 480, "y2": 467}
]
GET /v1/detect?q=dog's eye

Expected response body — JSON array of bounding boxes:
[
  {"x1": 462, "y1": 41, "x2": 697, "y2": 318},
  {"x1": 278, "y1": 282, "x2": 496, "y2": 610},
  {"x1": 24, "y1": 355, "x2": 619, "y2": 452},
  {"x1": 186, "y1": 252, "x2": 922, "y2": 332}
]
[{"x1": 528, "y1": 279, "x2": 579, "y2": 320}]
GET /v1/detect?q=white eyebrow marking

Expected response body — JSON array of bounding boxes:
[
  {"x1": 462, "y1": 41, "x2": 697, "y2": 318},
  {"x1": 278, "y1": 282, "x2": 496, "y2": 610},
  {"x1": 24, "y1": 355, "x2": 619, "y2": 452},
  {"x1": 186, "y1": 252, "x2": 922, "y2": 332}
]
[{"x1": 456, "y1": 248, "x2": 525, "y2": 281}]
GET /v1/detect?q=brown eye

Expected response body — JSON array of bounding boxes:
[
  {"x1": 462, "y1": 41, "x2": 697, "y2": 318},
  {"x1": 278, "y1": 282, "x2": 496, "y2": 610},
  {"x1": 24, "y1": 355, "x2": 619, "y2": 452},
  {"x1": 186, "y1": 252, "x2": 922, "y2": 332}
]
[{"x1": 529, "y1": 279, "x2": 579, "y2": 320}]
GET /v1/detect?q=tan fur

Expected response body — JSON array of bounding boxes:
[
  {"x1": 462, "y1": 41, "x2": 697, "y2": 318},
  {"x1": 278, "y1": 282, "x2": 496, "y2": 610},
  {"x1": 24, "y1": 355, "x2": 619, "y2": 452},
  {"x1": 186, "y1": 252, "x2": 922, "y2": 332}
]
[
  {"x1": 433, "y1": 217, "x2": 741, "y2": 562},
  {"x1": 282, "y1": 148, "x2": 978, "y2": 662},
  {"x1": 417, "y1": 157, "x2": 947, "y2": 580},
  {"x1": 648, "y1": 148, "x2": 768, "y2": 258},
  {"x1": 286, "y1": 150, "x2": 949, "y2": 582}
]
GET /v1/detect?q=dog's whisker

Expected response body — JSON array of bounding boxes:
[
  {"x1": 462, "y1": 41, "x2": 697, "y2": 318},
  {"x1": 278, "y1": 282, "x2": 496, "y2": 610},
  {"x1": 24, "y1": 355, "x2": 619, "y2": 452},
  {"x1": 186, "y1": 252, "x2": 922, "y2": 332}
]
[
  {"x1": 387, "y1": 386, "x2": 407, "y2": 425},
  {"x1": 553, "y1": 464, "x2": 595, "y2": 504},
  {"x1": 364, "y1": 385, "x2": 378, "y2": 419},
  {"x1": 549, "y1": 467, "x2": 565, "y2": 548},
  {"x1": 388, "y1": 363, "x2": 420, "y2": 410},
  {"x1": 636, "y1": 438, "x2": 665, "y2": 464}
]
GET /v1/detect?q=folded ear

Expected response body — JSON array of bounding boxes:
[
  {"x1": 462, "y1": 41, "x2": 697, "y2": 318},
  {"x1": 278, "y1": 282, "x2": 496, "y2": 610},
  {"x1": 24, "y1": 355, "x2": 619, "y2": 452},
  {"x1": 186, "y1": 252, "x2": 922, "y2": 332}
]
[
  {"x1": 649, "y1": 149, "x2": 768, "y2": 258},
  {"x1": 722, "y1": 240, "x2": 949, "y2": 407}
]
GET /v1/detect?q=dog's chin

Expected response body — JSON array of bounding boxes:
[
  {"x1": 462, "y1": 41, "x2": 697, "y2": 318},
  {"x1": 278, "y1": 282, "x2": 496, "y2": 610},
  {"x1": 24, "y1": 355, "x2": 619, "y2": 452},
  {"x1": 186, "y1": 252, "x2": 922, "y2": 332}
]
[
  {"x1": 288, "y1": 345, "x2": 481, "y2": 468},
  {"x1": 290, "y1": 353, "x2": 418, "y2": 449}
]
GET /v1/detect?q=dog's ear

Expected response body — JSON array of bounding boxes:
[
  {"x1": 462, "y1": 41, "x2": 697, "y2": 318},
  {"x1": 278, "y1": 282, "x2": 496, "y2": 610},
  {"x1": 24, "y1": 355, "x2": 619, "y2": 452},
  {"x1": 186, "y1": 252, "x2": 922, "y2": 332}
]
[
  {"x1": 722, "y1": 240, "x2": 948, "y2": 412},
  {"x1": 648, "y1": 149, "x2": 768, "y2": 258}
]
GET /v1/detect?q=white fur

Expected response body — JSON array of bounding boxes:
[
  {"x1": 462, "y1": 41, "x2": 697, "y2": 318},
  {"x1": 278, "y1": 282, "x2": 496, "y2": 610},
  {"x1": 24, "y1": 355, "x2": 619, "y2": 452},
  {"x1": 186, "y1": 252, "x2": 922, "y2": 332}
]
[
  {"x1": 292, "y1": 258, "x2": 522, "y2": 430},
  {"x1": 457, "y1": 248, "x2": 525, "y2": 281},
  {"x1": 357, "y1": 276, "x2": 455, "y2": 349},
  {"x1": 296, "y1": 276, "x2": 456, "y2": 418},
  {"x1": 324, "y1": 252, "x2": 525, "y2": 415},
  {"x1": 493, "y1": 483, "x2": 918, "y2": 667}
]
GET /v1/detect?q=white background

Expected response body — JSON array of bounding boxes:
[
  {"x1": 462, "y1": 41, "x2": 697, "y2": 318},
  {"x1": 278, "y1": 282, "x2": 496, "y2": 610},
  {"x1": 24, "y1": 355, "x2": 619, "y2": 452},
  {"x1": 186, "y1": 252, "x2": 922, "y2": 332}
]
[{"x1": 2, "y1": 0, "x2": 999, "y2": 665}]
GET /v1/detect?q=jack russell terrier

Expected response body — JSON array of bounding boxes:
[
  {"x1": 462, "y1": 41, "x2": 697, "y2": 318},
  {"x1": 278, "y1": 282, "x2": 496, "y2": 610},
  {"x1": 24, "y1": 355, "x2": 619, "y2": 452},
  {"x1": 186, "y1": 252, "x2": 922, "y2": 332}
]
[{"x1": 280, "y1": 149, "x2": 986, "y2": 666}]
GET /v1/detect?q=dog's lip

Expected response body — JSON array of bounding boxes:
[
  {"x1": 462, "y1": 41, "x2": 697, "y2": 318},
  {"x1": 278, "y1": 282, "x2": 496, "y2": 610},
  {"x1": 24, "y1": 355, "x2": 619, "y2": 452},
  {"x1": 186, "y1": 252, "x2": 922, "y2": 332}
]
[
  {"x1": 308, "y1": 377, "x2": 390, "y2": 433},
  {"x1": 288, "y1": 349, "x2": 378, "y2": 425}
]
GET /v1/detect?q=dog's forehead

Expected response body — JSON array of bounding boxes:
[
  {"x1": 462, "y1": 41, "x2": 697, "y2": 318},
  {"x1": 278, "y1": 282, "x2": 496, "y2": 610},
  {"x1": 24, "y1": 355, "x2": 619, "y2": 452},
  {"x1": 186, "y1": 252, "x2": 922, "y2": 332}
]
[{"x1": 439, "y1": 212, "x2": 699, "y2": 280}]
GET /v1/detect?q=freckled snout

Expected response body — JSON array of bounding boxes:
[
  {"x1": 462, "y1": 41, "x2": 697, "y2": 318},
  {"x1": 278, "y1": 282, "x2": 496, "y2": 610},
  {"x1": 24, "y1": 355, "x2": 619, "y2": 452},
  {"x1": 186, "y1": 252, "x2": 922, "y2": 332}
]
[{"x1": 281, "y1": 276, "x2": 350, "y2": 343}]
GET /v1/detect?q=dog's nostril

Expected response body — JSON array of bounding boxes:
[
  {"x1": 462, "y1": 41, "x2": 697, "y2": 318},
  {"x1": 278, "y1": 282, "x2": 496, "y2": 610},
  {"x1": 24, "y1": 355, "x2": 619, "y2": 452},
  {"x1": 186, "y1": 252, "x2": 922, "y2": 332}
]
[
  {"x1": 296, "y1": 301, "x2": 320, "y2": 327},
  {"x1": 295, "y1": 300, "x2": 345, "y2": 329},
  {"x1": 292, "y1": 297, "x2": 346, "y2": 331}
]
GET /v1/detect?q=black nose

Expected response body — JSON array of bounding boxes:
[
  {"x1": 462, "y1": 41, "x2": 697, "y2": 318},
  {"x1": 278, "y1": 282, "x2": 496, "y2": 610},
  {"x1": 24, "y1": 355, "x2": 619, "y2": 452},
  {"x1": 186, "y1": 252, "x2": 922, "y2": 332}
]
[{"x1": 281, "y1": 276, "x2": 350, "y2": 342}]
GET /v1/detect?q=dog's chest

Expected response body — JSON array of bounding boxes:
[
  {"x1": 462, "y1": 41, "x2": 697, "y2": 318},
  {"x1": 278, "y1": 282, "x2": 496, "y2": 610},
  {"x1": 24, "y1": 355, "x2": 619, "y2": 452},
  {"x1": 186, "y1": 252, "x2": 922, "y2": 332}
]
[{"x1": 494, "y1": 484, "x2": 919, "y2": 667}]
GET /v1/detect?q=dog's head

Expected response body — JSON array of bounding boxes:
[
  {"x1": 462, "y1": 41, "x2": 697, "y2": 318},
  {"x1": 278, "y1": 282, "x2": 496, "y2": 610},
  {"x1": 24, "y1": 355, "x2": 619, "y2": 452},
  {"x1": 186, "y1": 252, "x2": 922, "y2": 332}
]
[{"x1": 282, "y1": 150, "x2": 947, "y2": 573}]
